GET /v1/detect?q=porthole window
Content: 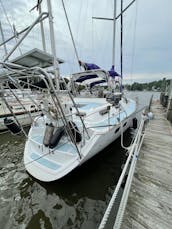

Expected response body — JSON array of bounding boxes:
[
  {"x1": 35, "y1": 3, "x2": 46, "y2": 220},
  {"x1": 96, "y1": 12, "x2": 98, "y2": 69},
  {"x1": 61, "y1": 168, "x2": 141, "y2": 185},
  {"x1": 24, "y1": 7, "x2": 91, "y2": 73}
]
[
  {"x1": 123, "y1": 122, "x2": 127, "y2": 127},
  {"x1": 115, "y1": 127, "x2": 120, "y2": 133}
]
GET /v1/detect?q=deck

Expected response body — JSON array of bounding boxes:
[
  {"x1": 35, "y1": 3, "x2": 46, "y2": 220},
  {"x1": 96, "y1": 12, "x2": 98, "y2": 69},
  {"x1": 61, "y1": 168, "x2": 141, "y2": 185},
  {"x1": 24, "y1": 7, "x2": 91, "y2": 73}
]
[{"x1": 121, "y1": 102, "x2": 172, "y2": 229}]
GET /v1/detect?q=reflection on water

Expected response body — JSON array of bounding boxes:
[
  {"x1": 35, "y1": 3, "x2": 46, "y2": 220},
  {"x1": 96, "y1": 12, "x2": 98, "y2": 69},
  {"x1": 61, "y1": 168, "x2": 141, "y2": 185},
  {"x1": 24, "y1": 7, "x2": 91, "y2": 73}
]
[{"x1": 0, "y1": 92, "x2": 160, "y2": 229}]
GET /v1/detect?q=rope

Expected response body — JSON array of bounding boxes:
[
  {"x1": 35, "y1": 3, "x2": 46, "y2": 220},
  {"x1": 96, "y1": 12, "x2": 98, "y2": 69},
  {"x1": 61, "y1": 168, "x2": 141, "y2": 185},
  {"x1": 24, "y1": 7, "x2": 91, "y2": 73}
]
[
  {"x1": 29, "y1": 0, "x2": 43, "y2": 12},
  {"x1": 113, "y1": 121, "x2": 145, "y2": 229},
  {"x1": 98, "y1": 117, "x2": 145, "y2": 229},
  {"x1": 120, "y1": 103, "x2": 131, "y2": 150}
]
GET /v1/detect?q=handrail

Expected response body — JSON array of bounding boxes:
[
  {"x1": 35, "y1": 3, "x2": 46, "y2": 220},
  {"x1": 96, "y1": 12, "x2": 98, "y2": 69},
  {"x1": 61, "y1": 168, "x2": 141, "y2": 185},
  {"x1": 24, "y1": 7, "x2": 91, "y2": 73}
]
[
  {"x1": 61, "y1": 77, "x2": 90, "y2": 139},
  {"x1": 34, "y1": 67, "x2": 83, "y2": 159},
  {"x1": 0, "y1": 64, "x2": 83, "y2": 159}
]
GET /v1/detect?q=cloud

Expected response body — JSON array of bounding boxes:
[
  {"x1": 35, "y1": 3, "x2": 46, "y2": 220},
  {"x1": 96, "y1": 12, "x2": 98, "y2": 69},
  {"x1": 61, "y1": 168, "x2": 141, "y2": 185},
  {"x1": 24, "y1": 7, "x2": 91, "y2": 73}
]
[{"x1": 0, "y1": 0, "x2": 172, "y2": 83}]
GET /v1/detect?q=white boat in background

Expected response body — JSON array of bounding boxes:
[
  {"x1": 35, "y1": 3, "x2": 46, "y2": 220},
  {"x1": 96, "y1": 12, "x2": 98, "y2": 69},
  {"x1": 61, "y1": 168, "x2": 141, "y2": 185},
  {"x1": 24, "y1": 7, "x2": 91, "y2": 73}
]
[
  {"x1": 0, "y1": 89, "x2": 42, "y2": 131},
  {"x1": 69, "y1": 69, "x2": 109, "y2": 97},
  {"x1": 0, "y1": 47, "x2": 64, "y2": 132},
  {"x1": 0, "y1": 0, "x2": 137, "y2": 182}
]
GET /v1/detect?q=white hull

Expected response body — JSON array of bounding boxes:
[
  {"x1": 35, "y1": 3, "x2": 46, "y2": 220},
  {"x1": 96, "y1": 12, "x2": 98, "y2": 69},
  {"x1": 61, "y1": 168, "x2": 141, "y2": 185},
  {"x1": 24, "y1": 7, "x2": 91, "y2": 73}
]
[
  {"x1": 80, "y1": 117, "x2": 132, "y2": 164},
  {"x1": 24, "y1": 97, "x2": 136, "y2": 182}
]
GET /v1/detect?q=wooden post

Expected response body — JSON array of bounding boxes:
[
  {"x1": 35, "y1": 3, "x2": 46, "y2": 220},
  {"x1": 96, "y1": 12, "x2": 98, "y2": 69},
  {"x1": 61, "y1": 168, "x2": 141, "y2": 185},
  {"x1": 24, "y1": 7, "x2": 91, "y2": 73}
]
[
  {"x1": 160, "y1": 92, "x2": 164, "y2": 105},
  {"x1": 167, "y1": 80, "x2": 172, "y2": 122}
]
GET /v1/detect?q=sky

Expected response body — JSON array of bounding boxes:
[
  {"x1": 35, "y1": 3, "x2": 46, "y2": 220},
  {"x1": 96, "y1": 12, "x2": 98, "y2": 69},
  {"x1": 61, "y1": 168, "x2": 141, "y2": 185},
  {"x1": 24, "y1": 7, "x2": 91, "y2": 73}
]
[{"x1": 0, "y1": 0, "x2": 172, "y2": 84}]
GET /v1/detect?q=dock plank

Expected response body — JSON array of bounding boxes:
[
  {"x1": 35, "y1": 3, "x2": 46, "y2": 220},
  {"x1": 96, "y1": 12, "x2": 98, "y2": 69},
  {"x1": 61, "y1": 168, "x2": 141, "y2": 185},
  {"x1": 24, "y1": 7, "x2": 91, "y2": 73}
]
[{"x1": 121, "y1": 102, "x2": 172, "y2": 229}]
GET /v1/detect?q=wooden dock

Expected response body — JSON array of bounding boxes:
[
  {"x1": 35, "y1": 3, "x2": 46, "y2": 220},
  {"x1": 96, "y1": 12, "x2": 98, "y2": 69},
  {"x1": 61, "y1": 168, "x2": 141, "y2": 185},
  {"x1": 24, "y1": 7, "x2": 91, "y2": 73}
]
[{"x1": 121, "y1": 102, "x2": 172, "y2": 229}]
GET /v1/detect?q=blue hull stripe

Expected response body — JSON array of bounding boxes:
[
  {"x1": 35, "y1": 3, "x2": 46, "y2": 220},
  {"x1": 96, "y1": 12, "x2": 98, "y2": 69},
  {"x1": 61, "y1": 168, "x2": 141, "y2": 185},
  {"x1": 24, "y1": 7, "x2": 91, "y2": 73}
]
[
  {"x1": 55, "y1": 143, "x2": 77, "y2": 154},
  {"x1": 31, "y1": 153, "x2": 60, "y2": 170}
]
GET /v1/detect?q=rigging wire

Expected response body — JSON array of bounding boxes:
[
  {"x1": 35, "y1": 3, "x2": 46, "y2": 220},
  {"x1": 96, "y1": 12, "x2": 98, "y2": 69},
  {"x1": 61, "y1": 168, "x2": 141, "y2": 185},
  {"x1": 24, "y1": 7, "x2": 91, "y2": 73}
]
[
  {"x1": 91, "y1": 9, "x2": 95, "y2": 62},
  {"x1": 130, "y1": 0, "x2": 138, "y2": 84},
  {"x1": 87, "y1": 0, "x2": 94, "y2": 63},
  {"x1": 69, "y1": 0, "x2": 82, "y2": 73},
  {"x1": 61, "y1": 0, "x2": 81, "y2": 71},
  {"x1": 100, "y1": 1, "x2": 112, "y2": 68},
  {"x1": 75, "y1": 0, "x2": 83, "y2": 62},
  {"x1": 76, "y1": 0, "x2": 83, "y2": 40},
  {"x1": 0, "y1": 0, "x2": 22, "y2": 56},
  {"x1": 80, "y1": 0, "x2": 88, "y2": 60}
]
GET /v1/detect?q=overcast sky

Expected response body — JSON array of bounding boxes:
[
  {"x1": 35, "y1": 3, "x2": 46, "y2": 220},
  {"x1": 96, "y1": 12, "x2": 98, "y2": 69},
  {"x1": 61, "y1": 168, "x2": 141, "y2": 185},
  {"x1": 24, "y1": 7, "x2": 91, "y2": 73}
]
[{"x1": 0, "y1": 0, "x2": 172, "y2": 83}]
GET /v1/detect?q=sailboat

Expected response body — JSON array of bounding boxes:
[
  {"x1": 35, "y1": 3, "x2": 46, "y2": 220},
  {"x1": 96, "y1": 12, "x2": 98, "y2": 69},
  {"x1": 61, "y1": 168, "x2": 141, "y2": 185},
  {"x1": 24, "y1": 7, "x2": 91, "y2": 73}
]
[{"x1": 0, "y1": 0, "x2": 137, "y2": 182}]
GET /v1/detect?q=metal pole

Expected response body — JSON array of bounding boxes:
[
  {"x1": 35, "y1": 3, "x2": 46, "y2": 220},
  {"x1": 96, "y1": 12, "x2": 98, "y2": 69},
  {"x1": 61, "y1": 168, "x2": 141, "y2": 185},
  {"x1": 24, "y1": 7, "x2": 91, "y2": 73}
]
[
  {"x1": 46, "y1": 0, "x2": 60, "y2": 90},
  {"x1": 0, "y1": 21, "x2": 8, "y2": 56},
  {"x1": 38, "y1": 3, "x2": 46, "y2": 52},
  {"x1": 112, "y1": 0, "x2": 117, "y2": 66}
]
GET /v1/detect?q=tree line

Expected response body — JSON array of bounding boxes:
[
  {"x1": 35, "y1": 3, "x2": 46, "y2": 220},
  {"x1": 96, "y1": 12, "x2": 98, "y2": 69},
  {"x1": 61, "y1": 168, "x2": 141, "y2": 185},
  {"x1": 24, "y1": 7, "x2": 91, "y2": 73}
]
[{"x1": 125, "y1": 78, "x2": 170, "y2": 91}]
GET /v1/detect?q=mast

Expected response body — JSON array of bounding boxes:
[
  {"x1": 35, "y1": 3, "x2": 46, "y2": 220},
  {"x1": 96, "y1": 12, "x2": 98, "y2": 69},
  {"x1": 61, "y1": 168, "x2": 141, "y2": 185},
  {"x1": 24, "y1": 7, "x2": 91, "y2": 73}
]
[
  {"x1": 46, "y1": 0, "x2": 60, "y2": 90},
  {"x1": 92, "y1": 0, "x2": 136, "y2": 68},
  {"x1": 120, "y1": 0, "x2": 123, "y2": 77},
  {"x1": 112, "y1": 0, "x2": 117, "y2": 67},
  {"x1": 0, "y1": 21, "x2": 8, "y2": 56},
  {"x1": 38, "y1": 3, "x2": 46, "y2": 52}
]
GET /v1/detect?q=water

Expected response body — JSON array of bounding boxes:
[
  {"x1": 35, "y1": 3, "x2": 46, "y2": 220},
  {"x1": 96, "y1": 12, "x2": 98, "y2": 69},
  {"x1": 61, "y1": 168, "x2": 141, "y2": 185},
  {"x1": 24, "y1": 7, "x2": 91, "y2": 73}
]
[{"x1": 0, "y1": 92, "x2": 160, "y2": 229}]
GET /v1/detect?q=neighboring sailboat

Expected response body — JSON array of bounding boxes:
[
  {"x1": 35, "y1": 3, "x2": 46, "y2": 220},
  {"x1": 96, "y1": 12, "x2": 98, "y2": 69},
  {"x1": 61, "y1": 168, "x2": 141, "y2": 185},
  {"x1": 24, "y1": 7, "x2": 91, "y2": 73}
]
[
  {"x1": 0, "y1": 0, "x2": 137, "y2": 182},
  {"x1": 0, "y1": 90, "x2": 42, "y2": 131},
  {"x1": 0, "y1": 48, "x2": 64, "y2": 132}
]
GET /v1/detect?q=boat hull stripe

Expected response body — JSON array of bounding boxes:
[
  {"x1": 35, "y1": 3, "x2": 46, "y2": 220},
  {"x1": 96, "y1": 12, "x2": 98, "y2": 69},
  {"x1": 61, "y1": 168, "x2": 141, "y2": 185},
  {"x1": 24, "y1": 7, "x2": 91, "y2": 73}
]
[{"x1": 31, "y1": 153, "x2": 60, "y2": 170}]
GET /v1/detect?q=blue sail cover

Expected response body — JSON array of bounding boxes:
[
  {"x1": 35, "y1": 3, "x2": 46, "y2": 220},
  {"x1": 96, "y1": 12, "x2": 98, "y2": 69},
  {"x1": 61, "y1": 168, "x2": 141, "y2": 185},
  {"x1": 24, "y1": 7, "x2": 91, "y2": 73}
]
[
  {"x1": 84, "y1": 62, "x2": 100, "y2": 70},
  {"x1": 75, "y1": 74, "x2": 98, "y2": 83},
  {"x1": 90, "y1": 79, "x2": 106, "y2": 88},
  {"x1": 78, "y1": 60, "x2": 100, "y2": 70},
  {"x1": 108, "y1": 65, "x2": 121, "y2": 78}
]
